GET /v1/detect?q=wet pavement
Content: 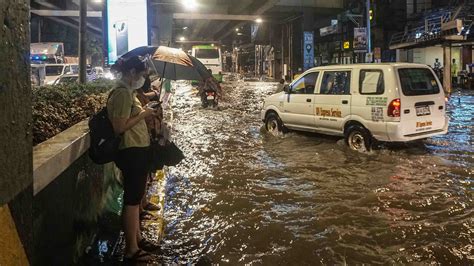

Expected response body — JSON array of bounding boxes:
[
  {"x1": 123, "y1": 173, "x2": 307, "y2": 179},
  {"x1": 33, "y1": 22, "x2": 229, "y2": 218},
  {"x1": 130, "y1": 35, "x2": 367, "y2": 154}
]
[{"x1": 155, "y1": 78, "x2": 473, "y2": 264}]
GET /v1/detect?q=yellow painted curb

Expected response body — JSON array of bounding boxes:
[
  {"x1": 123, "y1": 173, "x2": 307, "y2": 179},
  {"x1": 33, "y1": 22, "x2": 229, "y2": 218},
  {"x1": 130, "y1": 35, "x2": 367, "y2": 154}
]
[
  {"x1": 0, "y1": 205, "x2": 29, "y2": 265},
  {"x1": 141, "y1": 170, "x2": 166, "y2": 240}
]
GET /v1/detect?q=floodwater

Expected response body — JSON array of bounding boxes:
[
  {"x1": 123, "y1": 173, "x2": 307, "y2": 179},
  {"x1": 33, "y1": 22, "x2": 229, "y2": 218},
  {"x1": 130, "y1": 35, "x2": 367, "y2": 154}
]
[{"x1": 157, "y1": 78, "x2": 473, "y2": 264}]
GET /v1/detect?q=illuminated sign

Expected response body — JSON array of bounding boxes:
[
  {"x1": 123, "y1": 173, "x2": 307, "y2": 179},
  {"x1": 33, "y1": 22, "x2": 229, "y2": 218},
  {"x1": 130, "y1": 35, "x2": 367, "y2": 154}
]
[
  {"x1": 343, "y1": 41, "x2": 350, "y2": 49},
  {"x1": 107, "y1": 0, "x2": 148, "y2": 65}
]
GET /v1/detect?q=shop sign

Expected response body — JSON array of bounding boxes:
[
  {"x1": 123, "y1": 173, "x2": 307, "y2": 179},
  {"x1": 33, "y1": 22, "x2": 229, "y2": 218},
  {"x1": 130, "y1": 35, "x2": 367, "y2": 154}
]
[
  {"x1": 320, "y1": 21, "x2": 339, "y2": 37},
  {"x1": 343, "y1": 41, "x2": 350, "y2": 49},
  {"x1": 303, "y1": 31, "x2": 314, "y2": 70},
  {"x1": 353, "y1": 27, "x2": 367, "y2": 52}
]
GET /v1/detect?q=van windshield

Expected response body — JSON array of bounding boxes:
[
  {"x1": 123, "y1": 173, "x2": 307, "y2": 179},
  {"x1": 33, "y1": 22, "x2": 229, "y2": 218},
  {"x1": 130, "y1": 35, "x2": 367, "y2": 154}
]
[{"x1": 398, "y1": 68, "x2": 440, "y2": 96}]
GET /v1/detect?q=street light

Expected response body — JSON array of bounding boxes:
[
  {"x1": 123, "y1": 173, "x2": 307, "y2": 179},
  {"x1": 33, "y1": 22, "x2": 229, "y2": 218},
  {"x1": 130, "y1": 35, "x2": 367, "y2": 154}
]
[
  {"x1": 235, "y1": 28, "x2": 239, "y2": 32},
  {"x1": 182, "y1": 0, "x2": 198, "y2": 10}
]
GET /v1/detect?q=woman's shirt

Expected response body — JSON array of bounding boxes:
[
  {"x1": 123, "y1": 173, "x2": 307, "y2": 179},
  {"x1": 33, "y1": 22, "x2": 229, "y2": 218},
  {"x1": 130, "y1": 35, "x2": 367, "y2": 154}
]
[{"x1": 107, "y1": 81, "x2": 150, "y2": 150}]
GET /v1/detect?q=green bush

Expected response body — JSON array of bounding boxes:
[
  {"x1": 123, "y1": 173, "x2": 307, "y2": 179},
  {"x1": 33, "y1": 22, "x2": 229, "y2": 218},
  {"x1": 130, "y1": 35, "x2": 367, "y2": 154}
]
[{"x1": 33, "y1": 79, "x2": 115, "y2": 145}]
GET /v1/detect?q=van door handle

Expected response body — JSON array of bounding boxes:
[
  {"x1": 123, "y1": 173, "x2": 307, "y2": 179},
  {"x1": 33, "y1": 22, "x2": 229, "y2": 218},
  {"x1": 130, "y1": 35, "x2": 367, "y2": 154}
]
[
  {"x1": 342, "y1": 100, "x2": 348, "y2": 104},
  {"x1": 306, "y1": 99, "x2": 311, "y2": 102}
]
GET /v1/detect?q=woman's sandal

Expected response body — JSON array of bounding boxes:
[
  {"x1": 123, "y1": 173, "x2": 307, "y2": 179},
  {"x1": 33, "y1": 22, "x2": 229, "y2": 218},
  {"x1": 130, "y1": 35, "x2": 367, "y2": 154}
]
[
  {"x1": 138, "y1": 238, "x2": 161, "y2": 252},
  {"x1": 139, "y1": 210, "x2": 157, "y2": 220},
  {"x1": 123, "y1": 249, "x2": 153, "y2": 264}
]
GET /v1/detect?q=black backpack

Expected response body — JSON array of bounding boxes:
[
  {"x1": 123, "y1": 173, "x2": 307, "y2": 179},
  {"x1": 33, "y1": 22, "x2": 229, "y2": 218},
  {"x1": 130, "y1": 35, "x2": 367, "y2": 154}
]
[{"x1": 88, "y1": 91, "x2": 121, "y2": 164}]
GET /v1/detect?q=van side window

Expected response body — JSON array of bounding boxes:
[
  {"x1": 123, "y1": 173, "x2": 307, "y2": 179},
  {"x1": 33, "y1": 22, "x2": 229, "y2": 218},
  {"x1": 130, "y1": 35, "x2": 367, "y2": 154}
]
[
  {"x1": 359, "y1": 70, "x2": 384, "y2": 94},
  {"x1": 291, "y1": 72, "x2": 319, "y2": 94},
  {"x1": 320, "y1": 71, "x2": 351, "y2": 95}
]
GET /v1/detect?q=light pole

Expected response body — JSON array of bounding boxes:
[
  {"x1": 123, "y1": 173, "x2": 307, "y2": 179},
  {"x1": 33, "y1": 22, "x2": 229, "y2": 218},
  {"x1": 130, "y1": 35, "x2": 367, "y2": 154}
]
[
  {"x1": 366, "y1": 0, "x2": 372, "y2": 62},
  {"x1": 79, "y1": 0, "x2": 87, "y2": 83}
]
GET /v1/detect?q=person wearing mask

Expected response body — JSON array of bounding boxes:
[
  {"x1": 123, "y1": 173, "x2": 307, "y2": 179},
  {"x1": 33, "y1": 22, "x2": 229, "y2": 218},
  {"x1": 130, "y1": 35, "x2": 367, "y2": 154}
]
[{"x1": 109, "y1": 56, "x2": 159, "y2": 263}]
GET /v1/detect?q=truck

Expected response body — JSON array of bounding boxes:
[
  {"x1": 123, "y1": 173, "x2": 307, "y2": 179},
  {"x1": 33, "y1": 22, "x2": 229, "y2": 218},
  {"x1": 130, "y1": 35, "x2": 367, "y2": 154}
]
[{"x1": 30, "y1": 42, "x2": 65, "y2": 64}]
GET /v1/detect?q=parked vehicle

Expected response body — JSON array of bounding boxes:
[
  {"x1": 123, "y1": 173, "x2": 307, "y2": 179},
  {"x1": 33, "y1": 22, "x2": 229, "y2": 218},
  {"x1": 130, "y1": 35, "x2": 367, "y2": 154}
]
[
  {"x1": 44, "y1": 64, "x2": 79, "y2": 85},
  {"x1": 261, "y1": 63, "x2": 449, "y2": 152},
  {"x1": 30, "y1": 42, "x2": 65, "y2": 64},
  {"x1": 53, "y1": 74, "x2": 79, "y2": 85}
]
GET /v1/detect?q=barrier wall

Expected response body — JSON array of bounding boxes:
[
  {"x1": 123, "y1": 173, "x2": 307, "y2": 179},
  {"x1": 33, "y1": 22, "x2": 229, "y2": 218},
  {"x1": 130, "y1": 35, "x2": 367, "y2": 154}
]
[{"x1": 33, "y1": 121, "x2": 123, "y2": 264}]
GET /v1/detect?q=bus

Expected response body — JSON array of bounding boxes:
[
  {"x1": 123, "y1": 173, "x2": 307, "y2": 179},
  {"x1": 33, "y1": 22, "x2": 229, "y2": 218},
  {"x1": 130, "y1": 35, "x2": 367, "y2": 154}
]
[{"x1": 192, "y1": 45, "x2": 223, "y2": 82}]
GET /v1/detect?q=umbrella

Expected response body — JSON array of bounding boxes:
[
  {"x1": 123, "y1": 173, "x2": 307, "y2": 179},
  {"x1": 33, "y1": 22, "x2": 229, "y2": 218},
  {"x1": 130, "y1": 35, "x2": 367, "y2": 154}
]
[{"x1": 117, "y1": 46, "x2": 212, "y2": 81}]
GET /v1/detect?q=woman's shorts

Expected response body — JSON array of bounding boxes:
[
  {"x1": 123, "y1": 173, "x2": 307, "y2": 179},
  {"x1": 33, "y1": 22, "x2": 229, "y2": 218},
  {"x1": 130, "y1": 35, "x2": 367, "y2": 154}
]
[{"x1": 115, "y1": 147, "x2": 150, "y2": 206}]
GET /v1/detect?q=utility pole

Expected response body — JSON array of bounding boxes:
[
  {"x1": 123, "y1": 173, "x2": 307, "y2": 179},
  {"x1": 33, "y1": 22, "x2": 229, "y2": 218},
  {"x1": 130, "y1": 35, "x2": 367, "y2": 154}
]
[
  {"x1": 366, "y1": 0, "x2": 372, "y2": 62},
  {"x1": 79, "y1": 0, "x2": 87, "y2": 84}
]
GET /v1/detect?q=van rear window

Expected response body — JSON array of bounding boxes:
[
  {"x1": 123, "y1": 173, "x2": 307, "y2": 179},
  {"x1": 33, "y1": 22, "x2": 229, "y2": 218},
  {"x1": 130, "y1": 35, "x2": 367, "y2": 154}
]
[{"x1": 398, "y1": 68, "x2": 440, "y2": 96}]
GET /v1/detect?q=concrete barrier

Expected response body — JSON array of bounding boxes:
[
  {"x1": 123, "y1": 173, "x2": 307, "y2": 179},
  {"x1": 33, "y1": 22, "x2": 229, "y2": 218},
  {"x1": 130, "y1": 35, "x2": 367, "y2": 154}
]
[
  {"x1": 33, "y1": 121, "x2": 123, "y2": 264},
  {"x1": 32, "y1": 118, "x2": 167, "y2": 264}
]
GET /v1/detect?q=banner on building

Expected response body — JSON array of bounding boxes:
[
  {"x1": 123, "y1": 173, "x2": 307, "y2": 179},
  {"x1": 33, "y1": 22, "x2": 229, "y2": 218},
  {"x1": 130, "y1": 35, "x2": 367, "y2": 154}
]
[
  {"x1": 303, "y1": 31, "x2": 314, "y2": 70},
  {"x1": 353, "y1": 27, "x2": 367, "y2": 52}
]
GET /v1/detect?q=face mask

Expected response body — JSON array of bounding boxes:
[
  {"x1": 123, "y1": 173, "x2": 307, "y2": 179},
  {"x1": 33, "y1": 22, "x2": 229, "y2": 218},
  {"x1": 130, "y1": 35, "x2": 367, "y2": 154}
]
[{"x1": 131, "y1": 76, "x2": 145, "y2": 90}]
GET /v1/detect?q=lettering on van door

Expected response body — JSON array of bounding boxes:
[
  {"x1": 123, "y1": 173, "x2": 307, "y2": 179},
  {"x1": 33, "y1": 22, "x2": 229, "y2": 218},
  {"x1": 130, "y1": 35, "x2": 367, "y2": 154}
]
[
  {"x1": 371, "y1": 107, "x2": 384, "y2": 122},
  {"x1": 315, "y1": 107, "x2": 342, "y2": 118},
  {"x1": 366, "y1": 97, "x2": 387, "y2": 106}
]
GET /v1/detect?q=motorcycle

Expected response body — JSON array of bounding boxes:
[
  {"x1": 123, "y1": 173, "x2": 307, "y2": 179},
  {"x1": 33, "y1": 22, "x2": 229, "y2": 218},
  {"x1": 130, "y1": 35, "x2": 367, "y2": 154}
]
[{"x1": 201, "y1": 89, "x2": 218, "y2": 108}]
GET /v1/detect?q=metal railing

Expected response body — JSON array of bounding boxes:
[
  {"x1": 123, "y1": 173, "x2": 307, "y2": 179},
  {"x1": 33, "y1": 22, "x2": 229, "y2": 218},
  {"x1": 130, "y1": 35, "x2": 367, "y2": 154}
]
[{"x1": 389, "y1": 2, "x2": 472, "y2": 49}]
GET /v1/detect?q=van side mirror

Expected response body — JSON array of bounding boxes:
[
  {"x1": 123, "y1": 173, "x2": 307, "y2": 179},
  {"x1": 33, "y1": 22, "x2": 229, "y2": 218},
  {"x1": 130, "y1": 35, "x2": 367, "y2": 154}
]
[{"x1": 283, "y1": 85, "x2": 290, "y2": 93}]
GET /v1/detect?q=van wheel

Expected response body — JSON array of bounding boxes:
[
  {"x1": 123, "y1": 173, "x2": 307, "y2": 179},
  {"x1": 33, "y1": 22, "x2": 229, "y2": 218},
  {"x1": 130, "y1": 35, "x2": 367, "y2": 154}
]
[
  {"x1": 265, "y1": 113, "x2": 285, "y2": 135},
  {"x1": 345, "y1": 125, "x2": 372, "y2": 152}
]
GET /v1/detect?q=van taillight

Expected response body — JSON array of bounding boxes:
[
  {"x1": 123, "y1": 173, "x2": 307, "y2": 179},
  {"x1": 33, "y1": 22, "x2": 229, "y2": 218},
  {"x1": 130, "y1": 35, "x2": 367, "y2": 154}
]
[{"x1": 388, "y1": 98, "x2": 401, "y2": 117}]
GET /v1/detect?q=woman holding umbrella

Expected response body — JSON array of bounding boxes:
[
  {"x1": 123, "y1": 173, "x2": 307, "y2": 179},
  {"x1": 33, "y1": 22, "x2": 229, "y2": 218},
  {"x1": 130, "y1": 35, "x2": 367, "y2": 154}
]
[{"x1": 109, "y1": 56, "x2": 159, "y2": 263}]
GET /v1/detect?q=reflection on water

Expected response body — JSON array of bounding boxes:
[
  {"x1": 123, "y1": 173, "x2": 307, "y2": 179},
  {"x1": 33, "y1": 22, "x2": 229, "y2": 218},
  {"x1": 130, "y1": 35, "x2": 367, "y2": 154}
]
[{"x1": 157, "y1": 80, "x2": 473, "y2": 264}]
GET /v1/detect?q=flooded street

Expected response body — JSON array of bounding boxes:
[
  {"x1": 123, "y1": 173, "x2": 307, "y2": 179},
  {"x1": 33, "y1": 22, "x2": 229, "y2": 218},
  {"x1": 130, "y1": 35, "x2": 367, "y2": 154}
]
[{"x1": 158, "y1": 79, "x2": 473, "y2": 264}]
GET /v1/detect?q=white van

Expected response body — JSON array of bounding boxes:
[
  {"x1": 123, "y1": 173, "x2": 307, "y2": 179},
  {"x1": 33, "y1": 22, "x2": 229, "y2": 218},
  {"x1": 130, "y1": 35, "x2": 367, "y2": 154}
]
[
  {"x1": 261, "y1": 63, "x2": 449, "y2": 151},
  {"x1": 44, "y1": 64, "x2": 79, "y2": 85}
]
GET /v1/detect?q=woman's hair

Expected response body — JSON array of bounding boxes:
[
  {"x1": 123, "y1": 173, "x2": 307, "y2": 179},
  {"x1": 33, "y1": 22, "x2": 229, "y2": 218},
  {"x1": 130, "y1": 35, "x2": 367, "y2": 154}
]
[
  {"x1": 111, "y1": 56, "x2": 147, "y2": 75},
  {"x1": 140, "y1": 75, "x2": 152, "y2": 92}
]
